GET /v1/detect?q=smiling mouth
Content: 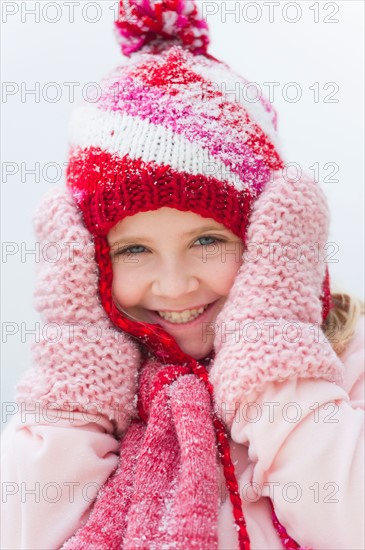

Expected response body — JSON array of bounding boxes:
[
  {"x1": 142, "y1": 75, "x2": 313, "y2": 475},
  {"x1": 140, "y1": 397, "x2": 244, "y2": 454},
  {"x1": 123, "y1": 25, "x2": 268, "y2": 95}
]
[{"x1": 155, "y1": 304, "x2": 211, "y2": 324}]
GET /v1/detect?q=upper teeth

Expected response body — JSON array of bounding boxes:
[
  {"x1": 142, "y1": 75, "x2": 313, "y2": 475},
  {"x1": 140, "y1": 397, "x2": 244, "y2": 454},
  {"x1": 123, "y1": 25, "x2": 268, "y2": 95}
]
[{"x1": 157, "y1": 305, "x2": 208, "y2": 323}]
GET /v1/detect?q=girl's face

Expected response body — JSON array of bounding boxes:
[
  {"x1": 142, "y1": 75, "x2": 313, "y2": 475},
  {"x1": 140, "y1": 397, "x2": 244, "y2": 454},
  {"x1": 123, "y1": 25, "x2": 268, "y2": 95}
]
[{"x1": 107, "y1": 207, "x2": 244, "y2": 360}]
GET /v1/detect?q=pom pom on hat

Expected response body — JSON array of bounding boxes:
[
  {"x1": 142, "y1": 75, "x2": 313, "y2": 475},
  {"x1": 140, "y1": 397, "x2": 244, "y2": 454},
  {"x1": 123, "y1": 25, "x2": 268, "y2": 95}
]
[{"x1": 115, "y1": 0, "x2": 210, "y2": 56}]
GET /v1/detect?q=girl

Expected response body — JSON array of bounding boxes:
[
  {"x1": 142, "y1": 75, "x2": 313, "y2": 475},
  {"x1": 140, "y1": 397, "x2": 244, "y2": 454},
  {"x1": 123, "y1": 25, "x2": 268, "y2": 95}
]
[{"x1": 1, "y1": 1, "x2": 364, "y2": 548}]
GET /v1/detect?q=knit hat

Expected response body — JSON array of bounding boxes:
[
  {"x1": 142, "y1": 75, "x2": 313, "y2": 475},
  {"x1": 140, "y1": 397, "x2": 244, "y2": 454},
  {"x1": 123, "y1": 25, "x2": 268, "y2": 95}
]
[{"x1": 66, "y1": 0, "x2": 333, "y2": 362}]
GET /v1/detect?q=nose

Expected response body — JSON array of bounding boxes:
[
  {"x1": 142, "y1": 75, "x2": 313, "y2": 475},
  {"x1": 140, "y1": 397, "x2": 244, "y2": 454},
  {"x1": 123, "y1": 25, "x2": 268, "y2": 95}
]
[{"x1": 151, "y1": 258, "x2": 199, "y2": 299}]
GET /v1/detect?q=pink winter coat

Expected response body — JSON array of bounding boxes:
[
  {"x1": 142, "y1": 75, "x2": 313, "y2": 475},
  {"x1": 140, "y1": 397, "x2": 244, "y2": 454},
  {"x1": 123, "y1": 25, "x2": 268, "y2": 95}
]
[{"x1": 1, "y1": 314, "x2": 364, "y2": 550}]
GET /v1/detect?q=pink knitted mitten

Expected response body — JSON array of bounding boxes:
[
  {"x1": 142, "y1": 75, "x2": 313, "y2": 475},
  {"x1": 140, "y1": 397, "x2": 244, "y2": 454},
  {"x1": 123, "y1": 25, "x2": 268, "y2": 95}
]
[
  {"x1": 15, "y1": 188, "x2": 141, "y2": 435},
  {"x1": 209, "y1": 171, "x2": 344, "y2": 429}
]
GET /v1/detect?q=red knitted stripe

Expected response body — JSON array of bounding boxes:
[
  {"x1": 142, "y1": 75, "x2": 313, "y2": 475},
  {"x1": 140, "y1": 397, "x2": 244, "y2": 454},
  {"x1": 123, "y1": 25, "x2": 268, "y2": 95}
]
[
  {"x1": 67, "y1": 147, "x2": 254, "y2": 241},
  {"x1": 129, "y1": 50, "x2": 208, "y2": 88}
]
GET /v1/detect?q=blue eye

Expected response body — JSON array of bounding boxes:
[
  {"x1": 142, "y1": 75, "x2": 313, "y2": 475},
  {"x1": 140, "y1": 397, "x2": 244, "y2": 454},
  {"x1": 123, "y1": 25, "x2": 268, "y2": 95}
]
[
  {"x1": 196, "y1": 236, "x2": 223, "y2": 246},
  {"x1": 115, "y1": 245, "x2": 147, "y2": 256}
]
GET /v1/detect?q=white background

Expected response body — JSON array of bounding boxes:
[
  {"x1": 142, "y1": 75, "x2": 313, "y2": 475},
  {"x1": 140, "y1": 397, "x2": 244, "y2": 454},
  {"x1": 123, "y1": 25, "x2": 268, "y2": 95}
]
[{"x1": 1, "y1": 0, "x2": 364, "y2": 420}]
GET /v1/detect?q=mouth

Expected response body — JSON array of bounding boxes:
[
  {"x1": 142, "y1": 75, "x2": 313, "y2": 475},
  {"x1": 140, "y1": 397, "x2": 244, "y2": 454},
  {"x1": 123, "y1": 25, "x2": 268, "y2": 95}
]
[{"x1": 149, "y1": 301, "x2": 218, "y2": 327}]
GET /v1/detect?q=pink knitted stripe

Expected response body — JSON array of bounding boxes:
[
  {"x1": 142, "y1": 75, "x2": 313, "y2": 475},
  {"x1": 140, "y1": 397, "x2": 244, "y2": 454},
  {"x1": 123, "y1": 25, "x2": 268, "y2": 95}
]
[
  {"x1": 98, "y1": 60, "x2": 283, "y2": 192},
  {"x1": 190, "y1": 53, "x2": 279, "y2": 133}
]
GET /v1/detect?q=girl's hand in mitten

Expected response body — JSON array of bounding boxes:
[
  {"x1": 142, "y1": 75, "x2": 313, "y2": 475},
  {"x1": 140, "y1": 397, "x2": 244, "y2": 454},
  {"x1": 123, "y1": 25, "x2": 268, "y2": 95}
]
[
  {"x1": 209, "y1": 170, "x2": 343, "y2": 428},
  {"x1": 15, "y1": 188, "x2": 141, "y2": 435}
]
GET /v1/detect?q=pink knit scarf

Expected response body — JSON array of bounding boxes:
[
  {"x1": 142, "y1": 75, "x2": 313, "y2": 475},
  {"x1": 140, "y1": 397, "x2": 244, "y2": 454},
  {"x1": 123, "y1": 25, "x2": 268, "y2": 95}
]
[{"x1": 63, "y1": 358, "x2": 221, "y2": 549}]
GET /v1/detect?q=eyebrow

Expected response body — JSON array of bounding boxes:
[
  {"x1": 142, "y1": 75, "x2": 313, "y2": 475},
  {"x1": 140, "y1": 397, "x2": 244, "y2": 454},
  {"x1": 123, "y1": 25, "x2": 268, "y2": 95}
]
[{"x1": 109, "y1": 225, "x2": 228, "y2": 246}]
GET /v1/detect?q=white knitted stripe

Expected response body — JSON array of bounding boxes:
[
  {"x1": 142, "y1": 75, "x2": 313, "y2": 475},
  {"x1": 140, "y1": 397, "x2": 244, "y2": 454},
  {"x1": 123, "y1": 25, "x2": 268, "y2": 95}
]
[
  {"x1": 191, "y1": 56, "x2": 281, "y2": 148},
  {"x1": 68, "y1": 104, "x2": 247, "y2": 191}
]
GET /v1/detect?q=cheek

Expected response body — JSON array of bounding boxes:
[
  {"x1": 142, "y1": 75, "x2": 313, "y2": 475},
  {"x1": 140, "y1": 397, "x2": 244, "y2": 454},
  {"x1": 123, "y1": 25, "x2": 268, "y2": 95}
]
[
  {"x1": 208, "y1": 248, "x2": 243, "y2": 295},
  {"x1": 111, "y1": 265, "x2": 145, "y2": 307}
]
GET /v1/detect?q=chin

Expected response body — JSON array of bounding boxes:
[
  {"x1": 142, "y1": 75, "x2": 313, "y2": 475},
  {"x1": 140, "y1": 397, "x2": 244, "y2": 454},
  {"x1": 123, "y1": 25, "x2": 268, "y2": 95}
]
[{"x1": 177, "y1": 339, "x2": 214, "y2": 361}]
